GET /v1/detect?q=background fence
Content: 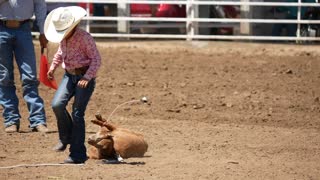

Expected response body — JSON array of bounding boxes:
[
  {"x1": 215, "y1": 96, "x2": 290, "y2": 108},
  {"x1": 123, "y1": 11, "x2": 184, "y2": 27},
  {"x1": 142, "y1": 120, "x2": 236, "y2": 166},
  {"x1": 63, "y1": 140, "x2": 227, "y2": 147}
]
[{"x1": 40, "y1": 0, "x2": 320, "y2": 42}]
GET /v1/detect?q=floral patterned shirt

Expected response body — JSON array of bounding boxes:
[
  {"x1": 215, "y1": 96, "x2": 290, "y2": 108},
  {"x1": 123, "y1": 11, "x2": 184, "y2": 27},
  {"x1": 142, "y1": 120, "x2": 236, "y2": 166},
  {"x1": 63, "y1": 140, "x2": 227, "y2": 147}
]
[{"x1": 49, "y1": 27, "x2": 101, "y2": 80}]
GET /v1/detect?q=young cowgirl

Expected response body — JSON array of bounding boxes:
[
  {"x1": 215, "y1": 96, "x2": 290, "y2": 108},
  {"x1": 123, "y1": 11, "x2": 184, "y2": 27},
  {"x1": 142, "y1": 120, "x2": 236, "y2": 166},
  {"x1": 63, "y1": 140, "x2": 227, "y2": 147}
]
[{"x1": 44, "y1": 6, "x2": 101, "y2": 164}]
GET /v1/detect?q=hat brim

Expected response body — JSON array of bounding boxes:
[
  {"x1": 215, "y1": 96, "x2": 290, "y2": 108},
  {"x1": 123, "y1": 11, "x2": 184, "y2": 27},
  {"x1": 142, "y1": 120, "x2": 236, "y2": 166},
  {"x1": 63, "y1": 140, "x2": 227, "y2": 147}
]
[{"x1": 44, "y1": 6, "x2": 87, "y2": 43}]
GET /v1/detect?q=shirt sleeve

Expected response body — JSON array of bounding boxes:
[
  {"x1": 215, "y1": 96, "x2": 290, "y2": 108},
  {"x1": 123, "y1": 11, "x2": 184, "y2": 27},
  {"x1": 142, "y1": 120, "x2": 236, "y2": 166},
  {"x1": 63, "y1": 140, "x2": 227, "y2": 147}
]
[
  {"x1": 82, "y1": 33, "x2": 101, "y2": 81},
  {"x1": 50, "y1": 46, "x2": 63, "y2": 71},
  {"x1": 33, "y1": 0, "x2": 47, "y2": 34}
]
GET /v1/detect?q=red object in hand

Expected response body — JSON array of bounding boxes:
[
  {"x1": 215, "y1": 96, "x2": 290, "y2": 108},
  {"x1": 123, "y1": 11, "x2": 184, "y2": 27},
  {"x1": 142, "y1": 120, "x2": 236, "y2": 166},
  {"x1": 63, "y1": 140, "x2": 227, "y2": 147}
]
[{"x1": 39, "y1": 49, "x2": 58, "y2": 90}]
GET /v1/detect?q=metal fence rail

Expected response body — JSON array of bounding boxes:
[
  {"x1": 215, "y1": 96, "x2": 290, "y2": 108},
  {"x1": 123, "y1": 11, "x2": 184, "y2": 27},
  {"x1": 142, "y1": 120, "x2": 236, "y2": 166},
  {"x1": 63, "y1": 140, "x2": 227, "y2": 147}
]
[{"x1": 41, "y1": 0, "x2": 320, "y2": 41}]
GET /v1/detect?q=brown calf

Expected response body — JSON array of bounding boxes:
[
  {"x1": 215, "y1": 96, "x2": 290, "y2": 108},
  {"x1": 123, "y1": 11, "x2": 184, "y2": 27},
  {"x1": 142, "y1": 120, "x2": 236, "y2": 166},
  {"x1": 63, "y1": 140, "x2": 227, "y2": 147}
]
[{"x1": 87, "y1": 114, "x2": 148, "y2": 159}]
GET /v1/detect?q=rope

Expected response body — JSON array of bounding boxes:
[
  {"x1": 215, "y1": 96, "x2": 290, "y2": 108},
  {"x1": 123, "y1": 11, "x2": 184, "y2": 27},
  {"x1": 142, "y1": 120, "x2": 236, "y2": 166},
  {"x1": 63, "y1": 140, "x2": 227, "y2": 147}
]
[
  {"x1": 0, "y1": 163, "x2": 84, "y2": 169},
  {"x1": 107, "y1": 99, "x2": 140, "y2": 122}
]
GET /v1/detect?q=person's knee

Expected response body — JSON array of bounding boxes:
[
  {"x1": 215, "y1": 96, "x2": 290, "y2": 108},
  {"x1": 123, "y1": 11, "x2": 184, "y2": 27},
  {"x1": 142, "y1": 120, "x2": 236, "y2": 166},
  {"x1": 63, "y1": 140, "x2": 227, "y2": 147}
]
[
  {"x1": 0, "y1": 79, "x2": 14, "y2": 87},
  {"x1": 73, "y1": 108, "x2": 85, "y2": 116},
  {"x1": 72, "y1": 108, "x2": 85, "y2": 121},
  {"x1": 0, "y1": 66, "x2": 14, "y2": 86},
  {"x1": 22, "y1": 79, "x2": 39, "y2": 88},
  {"x1": 52, "y1": 101, "x2": 66, "y2": 112}
]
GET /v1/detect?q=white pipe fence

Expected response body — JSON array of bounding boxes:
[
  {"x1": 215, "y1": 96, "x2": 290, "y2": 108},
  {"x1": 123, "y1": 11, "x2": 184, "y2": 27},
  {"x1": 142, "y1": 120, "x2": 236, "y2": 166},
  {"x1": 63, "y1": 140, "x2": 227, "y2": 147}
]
[{"x1": 40, "y1": 0, "x2": 320, "y2": 41}]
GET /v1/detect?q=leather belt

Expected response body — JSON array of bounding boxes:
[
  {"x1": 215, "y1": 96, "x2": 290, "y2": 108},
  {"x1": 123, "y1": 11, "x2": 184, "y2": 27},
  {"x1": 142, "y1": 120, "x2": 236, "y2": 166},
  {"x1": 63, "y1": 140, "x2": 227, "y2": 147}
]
[
  {"x1": 66, "y1": 66, "x2": 89, "y2": 76},
  {"x1": 0, "y1": 19, "x2": 30, "y2": 29}
]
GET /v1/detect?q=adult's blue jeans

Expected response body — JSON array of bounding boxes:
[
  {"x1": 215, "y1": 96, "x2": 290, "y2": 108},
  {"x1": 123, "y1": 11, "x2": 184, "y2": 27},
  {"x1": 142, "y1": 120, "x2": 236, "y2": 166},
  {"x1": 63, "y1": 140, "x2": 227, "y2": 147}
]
[
  {"x1": 51, "y1": 72, "x2": 95, "y2": 161},
  {"x1": 0, "y1": 22, "x2": 46, "y2": 128}
]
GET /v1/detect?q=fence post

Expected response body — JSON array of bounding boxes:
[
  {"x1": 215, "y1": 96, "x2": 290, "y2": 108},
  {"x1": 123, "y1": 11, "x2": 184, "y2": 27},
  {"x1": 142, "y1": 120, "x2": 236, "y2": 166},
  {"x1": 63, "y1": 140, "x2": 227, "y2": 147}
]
[
  {"x1": 186, "y1": 0, "x2": 195, "y2": 41},
  {"x1": 117, "y1": 0, "x2": 130, "y2": 38},
  {"x1": 240, "y1": 0, "x2": 252, "y2": 35},
  {"x1": 85, "y1": 2, "x2": 91, "y2": 33},
  {"x1": 194, "y1": 1, "x2": 199, "y2": 36},
  {"x1": 297, "y1": 0, "x2": 301, "y2": 40}
]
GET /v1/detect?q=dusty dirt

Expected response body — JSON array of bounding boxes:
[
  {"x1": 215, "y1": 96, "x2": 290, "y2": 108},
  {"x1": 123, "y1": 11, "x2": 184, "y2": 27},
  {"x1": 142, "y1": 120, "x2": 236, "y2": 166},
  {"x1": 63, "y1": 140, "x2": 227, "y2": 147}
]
[{"x1": 0, "y1": 40, "x2": 320, "y2": 180}]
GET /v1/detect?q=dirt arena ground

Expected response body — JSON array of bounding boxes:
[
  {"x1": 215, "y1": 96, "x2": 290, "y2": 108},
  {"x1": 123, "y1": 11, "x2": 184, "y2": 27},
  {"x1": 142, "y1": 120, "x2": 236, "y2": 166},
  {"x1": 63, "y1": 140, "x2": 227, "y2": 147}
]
[{"x1": 0, "y1": 40, "x2": 319, "y2": 180}]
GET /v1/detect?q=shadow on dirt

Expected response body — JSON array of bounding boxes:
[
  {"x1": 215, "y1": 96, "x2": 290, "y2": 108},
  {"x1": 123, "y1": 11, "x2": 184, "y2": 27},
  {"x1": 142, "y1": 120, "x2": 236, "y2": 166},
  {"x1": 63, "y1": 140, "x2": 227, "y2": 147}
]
[{"x1": 99, "y1": 159, "x2": 146, "y2": 165}]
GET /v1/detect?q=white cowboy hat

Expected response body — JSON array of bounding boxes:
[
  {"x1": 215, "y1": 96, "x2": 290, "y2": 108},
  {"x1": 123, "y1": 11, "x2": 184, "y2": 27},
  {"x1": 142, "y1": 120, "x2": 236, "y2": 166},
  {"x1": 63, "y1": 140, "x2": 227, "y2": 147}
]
[{"x1": 44, "y1": 6, "x2": 87, "y2": 43}]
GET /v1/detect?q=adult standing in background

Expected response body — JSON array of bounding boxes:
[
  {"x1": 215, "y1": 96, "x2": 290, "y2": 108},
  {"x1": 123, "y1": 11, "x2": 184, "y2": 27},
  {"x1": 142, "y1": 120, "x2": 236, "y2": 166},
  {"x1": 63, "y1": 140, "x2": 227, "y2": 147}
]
[{"x1": 0, "y1": 0, "x2": 49, "y2": 133}]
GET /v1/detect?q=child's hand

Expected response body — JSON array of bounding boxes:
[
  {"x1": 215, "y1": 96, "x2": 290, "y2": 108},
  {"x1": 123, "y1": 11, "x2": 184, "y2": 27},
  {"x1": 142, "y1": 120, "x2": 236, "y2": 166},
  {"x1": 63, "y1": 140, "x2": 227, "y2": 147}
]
[
  {"x1": 78, "y1": 78, "x2": 89, "y2": 88},
  {"x1": 47, "y1": 69, "x2": 55, "y2": 80}
]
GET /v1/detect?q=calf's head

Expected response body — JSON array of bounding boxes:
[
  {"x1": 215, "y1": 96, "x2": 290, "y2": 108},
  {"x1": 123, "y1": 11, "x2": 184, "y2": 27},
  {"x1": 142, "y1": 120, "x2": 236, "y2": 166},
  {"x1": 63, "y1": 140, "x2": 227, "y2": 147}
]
[{"x1": 88, "y1": 127, "x2": 115, "y2": 157}]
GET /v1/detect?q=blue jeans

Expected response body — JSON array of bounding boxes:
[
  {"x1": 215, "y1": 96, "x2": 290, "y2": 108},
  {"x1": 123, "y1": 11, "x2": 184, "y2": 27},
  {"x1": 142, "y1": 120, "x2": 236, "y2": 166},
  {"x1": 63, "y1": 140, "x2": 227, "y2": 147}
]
[
  {"x1": 0, "y1": 22, "x2": 46, "y2": 128},
  {"x1": 51, "y1": 73, "x2": 95, "y2": 161}
]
